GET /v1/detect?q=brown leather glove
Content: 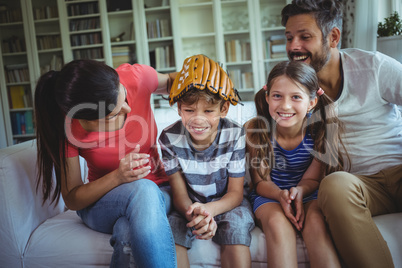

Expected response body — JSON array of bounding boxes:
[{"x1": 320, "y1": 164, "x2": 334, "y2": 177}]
[{"x1": 169, "y1": 54, "x2": 241, "y2": 106}]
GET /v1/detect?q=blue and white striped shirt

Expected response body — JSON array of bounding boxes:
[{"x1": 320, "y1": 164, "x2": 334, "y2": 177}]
[
  {"x1": 270, "y1": 131, "x2": 314, "y2": 190},
  {"x1": 159, "y1": 118, "x2": 246, "y2": 203}
]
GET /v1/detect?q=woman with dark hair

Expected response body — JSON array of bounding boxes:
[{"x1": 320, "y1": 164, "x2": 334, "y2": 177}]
[{"x1": 35, "y1": 59, "x2": 177, "y2": 267}]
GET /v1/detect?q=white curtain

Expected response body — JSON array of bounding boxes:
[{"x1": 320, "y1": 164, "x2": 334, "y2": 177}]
[{"x1": 352, "y1": 0, "x2": 379, "y2": 51}]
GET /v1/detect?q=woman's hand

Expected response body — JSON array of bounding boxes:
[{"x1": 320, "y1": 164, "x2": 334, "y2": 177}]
[
  {"x1": 279, "y1": 187, "x2": 305, "y2": 231},
  {"x1": 116, "y1": 144, "x2": 151, "y2": 184}
]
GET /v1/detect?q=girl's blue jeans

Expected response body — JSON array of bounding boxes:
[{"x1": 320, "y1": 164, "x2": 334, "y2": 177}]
[{"x1": 76, "y1": 179, "x2": 177, "y2": 268}]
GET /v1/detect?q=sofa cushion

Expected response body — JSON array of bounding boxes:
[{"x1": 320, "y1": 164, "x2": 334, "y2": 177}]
[
  {"x1": 0, "y1": 141, "x2": 65, "y2": 268},
  {"x1": 22, "y1": 210, "x2": 310, "y2": 268},
  {"x1": 373, "y1": 212, "x2": 402, "y2": 266},
  {"x1": 24, "y1": 210, "x2": 112, "y2": 268}
]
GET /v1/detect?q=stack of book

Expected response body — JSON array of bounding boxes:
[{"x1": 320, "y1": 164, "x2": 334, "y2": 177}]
[
  {"x1": 225, "y1": 40, "x2": 251, "y2": 62},
  {"x1": 149, "y1": 45, "x2": 174, "y2": 70},
  {"x1": 112, "y1": 46, "x2": 131, "y2": 68},
  {"x1": 265, "y1": 35, "x2": 287, "y2": 59},
  {"x1": 5, "y1": 64, "x2": 29, "y2": 83},
  {"x1": 146, "y1": 19, "x2": 171, "y2": 39},
  {"x1": 228, "y1": 69, "x2": 253, "y2": 89}
]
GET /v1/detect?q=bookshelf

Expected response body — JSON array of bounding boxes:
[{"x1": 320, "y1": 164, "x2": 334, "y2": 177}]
[
  {"x1": 254, "y1": 0, "x2": 290, "y2": 86},
  {"x1": 0, "y1": 0, "x2": 36, "y2": 146},
  {"x1": 0, "y1": 0, "x2": 290, "y2": 147},
  {"x1": 57, "y1": 0, "x2": 107, "y2": 63}
]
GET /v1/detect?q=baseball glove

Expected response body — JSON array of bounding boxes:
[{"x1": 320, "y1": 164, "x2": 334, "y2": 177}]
[{"x1": 169, "y1": 54, "x2": 241, "y2": 106}]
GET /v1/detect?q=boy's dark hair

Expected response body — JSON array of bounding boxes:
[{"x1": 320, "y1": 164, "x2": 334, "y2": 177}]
[
  {"x1": 281, "y1": 0, "x2": 343, "y2": 48},
  {"x1": 178, "y1": 87, "x2": 226, "y2": 109}
]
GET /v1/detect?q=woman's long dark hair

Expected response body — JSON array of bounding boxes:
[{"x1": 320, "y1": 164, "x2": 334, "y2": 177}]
[
  {"x1": 246, "y1": 61, "x2": 350, "y2": 183},
  {"x1": 35, "y1": 59, "x2": 120, "y2": 204}
]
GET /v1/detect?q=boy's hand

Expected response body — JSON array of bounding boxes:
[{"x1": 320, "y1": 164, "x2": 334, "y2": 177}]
[{"x1": 186, "y1": 202, "x2": 216, "y2": 240}]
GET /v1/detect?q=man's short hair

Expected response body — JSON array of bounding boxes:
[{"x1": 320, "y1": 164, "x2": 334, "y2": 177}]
[{"x1": 281, "y1": 0, "x2": 343, "y2": 48}]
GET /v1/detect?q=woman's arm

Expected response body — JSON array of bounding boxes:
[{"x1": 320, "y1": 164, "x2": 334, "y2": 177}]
[
  {"x1": 61, "y1": 146, "x2": 151, "y2": 211},
  {"x1": 154, "y1": 72, "x2": 178, "y2": 95}
]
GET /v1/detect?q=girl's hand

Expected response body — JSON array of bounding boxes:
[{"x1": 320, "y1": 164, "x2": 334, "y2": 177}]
[
  {"x1": 289, "y1": 187, "x2": 305, "y2": 230},
  {"x1": 279, "y1": 188, "x2": 304, "y2": 231},
  {"x1": 116, "y1": 144, "x2": 151, "y2": 184}
]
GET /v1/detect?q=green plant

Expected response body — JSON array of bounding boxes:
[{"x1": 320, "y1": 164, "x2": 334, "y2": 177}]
[{"x1": 378, "y1": 11, "x2": 402, "y2": 37}]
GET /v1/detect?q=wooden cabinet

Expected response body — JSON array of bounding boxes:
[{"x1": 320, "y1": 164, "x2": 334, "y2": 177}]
[{"x1": 0, "y1": 0, "x2": 289, "y2": 147}]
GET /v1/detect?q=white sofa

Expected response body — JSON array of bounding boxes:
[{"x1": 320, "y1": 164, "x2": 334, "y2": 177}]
[{"x1": 1, "y1": 102, "x2": 401, "y2": 268}]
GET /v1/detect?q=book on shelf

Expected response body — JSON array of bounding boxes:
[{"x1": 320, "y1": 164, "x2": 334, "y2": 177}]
[
  {"x1": 150, "y1": 45, "x2": 174, "y2": 70},
  {"x1": 228, "y1": 69, "x2": 253, "y2": 89},
  {"x1": 5, "y1": 64, "x2": 29, "y2": 83},
  {"x1": 9, "y1": 86, "x2": 25, "y2": 109},
  {"x1": 0, "y1": 6, "x2": 22, "y2": 23},
  {"x1": 112, "y1": 46, "x2": 132, "y2": 68},
  {"x1": 266, "y1": 35, "x2": 287, "y2": 59},
  {"x1": 24, "y1": 111, "x2": 34, "y2": 134},
  {"x1": 228, "y1": 69, "x2": 242, "y2": 89},
  {"x1": 33, "y1": 5, "x2": 58, "y2": 20},
  {"x1": 40, "y1": 55, "x2": 63, "y2": 75},
  {"x1": 147, "y1": 19, "x2": 170, "y2": 39},
  {"x1": 2, "y1": 36, "x2": 26, "y2": 53},
  {"x1": 241, "y1": 72, "x2": 253, "y2": 88},
  {"x1": 10, "y1": 111, "x2": 35, "y2": 135},
  {"x1": 225, "y1": 40, "x2": 251, "y2": 62}
]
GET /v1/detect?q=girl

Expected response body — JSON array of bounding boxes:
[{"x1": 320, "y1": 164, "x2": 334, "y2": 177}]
[
  {"x1": 245, "y1": 61, "x2": 349, "y2": 268},
  {"x1": 34, "y1": 59, "x2": 177, "y2": 267}
]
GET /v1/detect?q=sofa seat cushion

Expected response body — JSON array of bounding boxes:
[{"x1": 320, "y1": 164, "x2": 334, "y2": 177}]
[
  {"x1": 373, "y1": 212, "x2": 402, "y2": 266},
  {"x1": 188, "y1": 227, "x2": 310, "y2": 268},
  {"x1": 23, "y1": 210, "x2": 310, "y2": 268},
  {"x1": 24, "y1": 210, "x2": 112, "y2": 268}
]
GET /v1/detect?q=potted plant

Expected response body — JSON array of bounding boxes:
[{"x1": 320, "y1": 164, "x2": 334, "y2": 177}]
[
  {"x1": 378, "y1": 11, "x2": 402, "y2": 37},
  {"x1": 377, "y1": 11, "x2": 402, "y2": 63}
]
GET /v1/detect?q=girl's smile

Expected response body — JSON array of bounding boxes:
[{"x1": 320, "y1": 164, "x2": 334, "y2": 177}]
[{"x1": 266, "y1": 75, "x2": 317, "y2": 134}]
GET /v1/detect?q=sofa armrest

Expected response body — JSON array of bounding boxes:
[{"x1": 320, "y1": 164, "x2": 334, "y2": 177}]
[{"x1": 0, "y1": 140, "x2": 65, "y2": 266}]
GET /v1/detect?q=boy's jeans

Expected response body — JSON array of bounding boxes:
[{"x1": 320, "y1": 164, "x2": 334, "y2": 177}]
[{"x1": 77, "y1": 179, "x2": 176, "y2": 268}]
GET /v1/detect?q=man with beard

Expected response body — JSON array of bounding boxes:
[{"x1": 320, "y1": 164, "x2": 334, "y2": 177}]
[{"x1": 281, "y1": 1, "x2": 402, "y2": 267}]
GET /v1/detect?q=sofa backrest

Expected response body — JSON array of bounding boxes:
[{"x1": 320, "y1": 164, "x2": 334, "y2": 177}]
[{"x1": 0, "y1": 140, "x2": 87, "y2": 266}]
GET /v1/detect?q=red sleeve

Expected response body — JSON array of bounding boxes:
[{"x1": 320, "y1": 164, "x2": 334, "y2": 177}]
[{"x1": 116, "y1": 64, "x2": 158, "y2": 94}]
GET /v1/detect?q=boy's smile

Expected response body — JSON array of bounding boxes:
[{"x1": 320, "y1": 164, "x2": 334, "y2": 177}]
[{"x1": 179, "y1": 99, "x2": 229, "y2": 150}]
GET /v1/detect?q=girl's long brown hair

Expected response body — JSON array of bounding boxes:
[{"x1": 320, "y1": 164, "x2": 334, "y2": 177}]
[{"x1": 245, "y1": 61, "x2": 350, "y2": 183}]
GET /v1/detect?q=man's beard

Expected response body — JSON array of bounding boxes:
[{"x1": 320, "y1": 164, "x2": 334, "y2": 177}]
[{"x1": 310, "y1": 41, "x2": 331, "y2": 73}]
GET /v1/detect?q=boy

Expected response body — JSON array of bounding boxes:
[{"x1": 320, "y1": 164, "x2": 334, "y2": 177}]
[{"x1": 158, "y1": 55, "x2": 255, "y2": 268}]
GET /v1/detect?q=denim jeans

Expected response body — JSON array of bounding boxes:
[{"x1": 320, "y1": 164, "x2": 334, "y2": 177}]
[{"x1": 77, "y1": 179, "x2": 177, "y2": 268}]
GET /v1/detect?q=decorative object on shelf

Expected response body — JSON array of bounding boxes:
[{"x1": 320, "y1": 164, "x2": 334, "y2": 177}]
[
  {"x1": 111, "y1": 32, "x2": 125, "y2": 42},
  {"x1": 377, "y1": 11, "x2": 401, "y2": 37}
]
